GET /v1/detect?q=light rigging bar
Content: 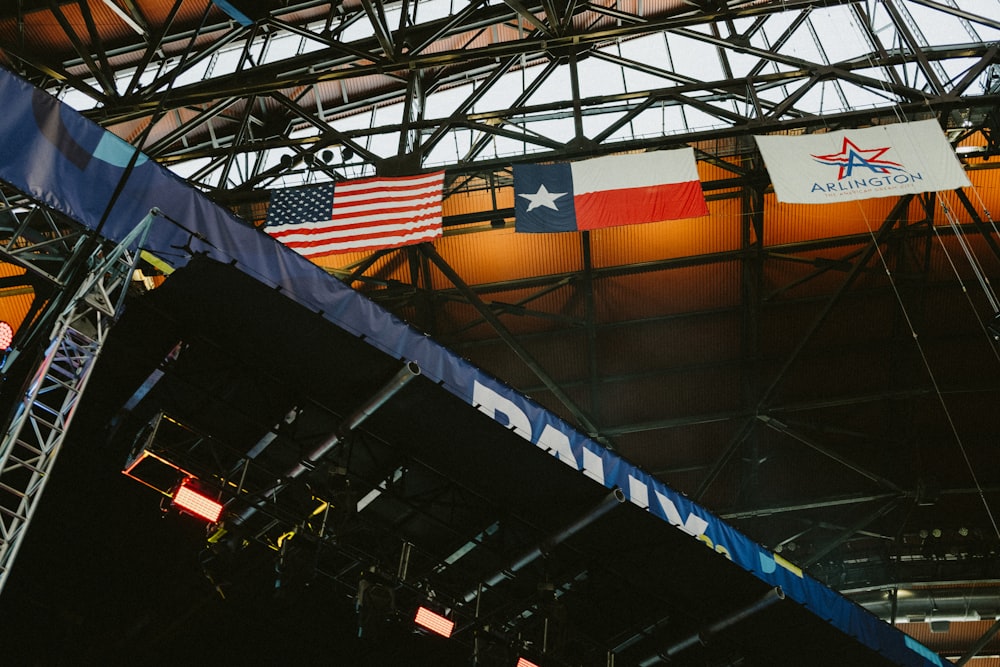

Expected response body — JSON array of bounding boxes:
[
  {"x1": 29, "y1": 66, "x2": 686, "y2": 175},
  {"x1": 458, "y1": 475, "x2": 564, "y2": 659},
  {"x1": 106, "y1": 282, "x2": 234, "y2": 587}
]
[{"x1": 226, "y1": 361, "x2": 421, "y2": 527}]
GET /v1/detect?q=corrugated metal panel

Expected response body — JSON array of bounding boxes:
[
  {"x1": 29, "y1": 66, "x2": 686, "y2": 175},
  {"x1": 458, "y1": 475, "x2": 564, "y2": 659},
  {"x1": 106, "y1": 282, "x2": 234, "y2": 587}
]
[
  {"x1": 0, "y1": 264, "x2": 36, "y2": 336},
  {"x1": 84, "y1": 1, "x2": 138, "y2": 45},
  {"x1": 761, "y1": 238, "x2": 875, "y2": 300},
  {"x1": 110, "y1": 95, "x2": 245, "y2": 147},
  {"x1": 334, "y1": 74, "x2": 400, "y2": 108},
  {"x1": 594, "y1": 260, "x2": 742, "y2": 321},
  {"x1": 460, "y1": 327, "x2": 589, "y2": 386},
  {"x1": 926, "y1": 233, "x2": 1000, "y2": 289},
  {"x1": 961, "y1": 165, "x2": 1000, "y2": 209},
  {"x1": 697, "y1": 157, "x2": 743, "y2": 183},
  {"x1": 0, "y1": 1, "x2": 204, "y2": 61},
  {"x1": 428, "y1": 225, "x2": 583, "y2": 288},
  {"x1": 313, "y1": 245, "x2": 415, "y2": 284},
  {"x1": 576, "y1": 0, "x2": 691, "y2": 28},
  {"x1": 763, "y1": 194, "x2": 907, "y2": 247},
  {"x1": 418, "y1": 26, "x2": 507, "y2": 54},
  {"x1": 436, "y1": 282, "x2": 583, "y2": 338},
  {"x1": 900, "y1": 619, "x2": 1000, "y2": 657},
  {"x1": 598, "y1": 365, "x2": 742, "y2": 431},
  {"x1": 443, "y1": 180, "x2": 513, "y2": 218},
  {"x1": 146, "y1": 0, "x2": 223, "y2": 27},
  {"x1": 0, "y1": 11, "x2": 76, "y2": 55},
  {"x1": 591, "y1": 196, "x2": 742, "y2": 268},
  {"x1": 597, "y1": 311, "x2": 742, "y2": 375}
]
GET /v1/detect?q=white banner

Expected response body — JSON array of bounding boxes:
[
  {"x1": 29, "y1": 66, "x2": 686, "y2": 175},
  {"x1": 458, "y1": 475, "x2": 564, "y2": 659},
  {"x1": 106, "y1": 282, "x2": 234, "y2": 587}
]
[{"x1": 755, "y1": 119, "x2": 971, "y2": 204}]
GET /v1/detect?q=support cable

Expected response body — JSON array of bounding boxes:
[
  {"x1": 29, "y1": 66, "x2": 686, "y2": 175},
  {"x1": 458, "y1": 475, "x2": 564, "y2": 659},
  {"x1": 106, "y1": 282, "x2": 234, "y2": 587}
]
[
  {"x1": 857, "y1": 203, "x2": 1000, "y2": 544},
  {"x1": 929, "y1": 198, "x2": 1000, "y2": 363}
]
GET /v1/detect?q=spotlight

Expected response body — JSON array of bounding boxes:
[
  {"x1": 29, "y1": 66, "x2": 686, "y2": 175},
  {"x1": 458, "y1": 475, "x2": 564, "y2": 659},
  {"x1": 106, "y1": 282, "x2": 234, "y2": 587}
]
[
  {"x1": 0, "y1": 320, "x2": 12, "y2": 349},
  {"x1": 516, "y1": 658, "x2": 542, "y2": 667},
  {"x1": 342, "y1": 147, "x2": 355, "y2": 161},
  {"x1": 173, "y1": 480, "x2": 224, "y2": 522},
  {"x1": 414, "y1": 606, "x2": 454, "y2": 638}
]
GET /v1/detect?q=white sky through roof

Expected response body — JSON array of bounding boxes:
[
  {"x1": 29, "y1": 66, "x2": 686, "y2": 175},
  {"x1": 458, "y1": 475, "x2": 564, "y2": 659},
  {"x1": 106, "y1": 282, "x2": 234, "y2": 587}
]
[{"x1": 39, "y1": 0, "x2": 1000, "y2": 189}]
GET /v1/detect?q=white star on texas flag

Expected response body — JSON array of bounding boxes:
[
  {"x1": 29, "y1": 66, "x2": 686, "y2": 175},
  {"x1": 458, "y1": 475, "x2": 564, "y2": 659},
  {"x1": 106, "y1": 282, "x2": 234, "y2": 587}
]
[{"x1": 517, "y1": 183, "x2": 567, "y2": 211}]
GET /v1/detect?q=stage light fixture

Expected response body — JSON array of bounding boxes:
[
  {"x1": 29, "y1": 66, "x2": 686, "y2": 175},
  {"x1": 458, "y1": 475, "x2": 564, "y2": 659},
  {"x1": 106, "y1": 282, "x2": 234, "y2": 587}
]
[
  {"x1": 0, "y1": 321, "x2": 13, "y2": 350},
  {"x1": 414, "y1": 606, "x2": 454, "y2": 638},
  {"x1": 516, "y1": 658, "x2": 542, "y2": 667},
  {"x1": 173, "y1": 481, "x2": 224, "y2": 523}
]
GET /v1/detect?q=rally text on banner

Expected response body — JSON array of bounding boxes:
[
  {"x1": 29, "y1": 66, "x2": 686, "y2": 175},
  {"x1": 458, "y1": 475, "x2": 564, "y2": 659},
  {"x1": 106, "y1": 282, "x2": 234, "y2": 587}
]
[{"x1": 755, "y1": 120, "x2": 971, "y2": 204}]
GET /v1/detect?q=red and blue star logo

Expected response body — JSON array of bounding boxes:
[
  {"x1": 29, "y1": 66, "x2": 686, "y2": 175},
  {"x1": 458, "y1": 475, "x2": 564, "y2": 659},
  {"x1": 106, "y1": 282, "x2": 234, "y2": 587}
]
[{"x1": 811, "y1": 137, "x2": 905, "y2": 179}]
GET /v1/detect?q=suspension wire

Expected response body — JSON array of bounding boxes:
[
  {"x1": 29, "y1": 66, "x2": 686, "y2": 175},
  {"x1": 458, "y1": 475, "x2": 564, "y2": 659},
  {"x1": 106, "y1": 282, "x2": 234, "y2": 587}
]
[
  {"x1": 928, "y1": 197, "x2": 1000, "y2": 362},
  {"x1": 831, "y1": 5, "x2": 1000, "y2": 542},
  {"x1": 936, "y1": 194, "x2": 1000, "y2": 311},
  {"x1": 876, "y1": 0, "x2": 1000, "y2": 318},
  {"x1": 751, "y1": 0, "x2": 1000, "y2": 550},
  {"x1": 846, "y1": 1, "x2": 1000, "y2": 339},
  {"x1": 969, "y1": 181, "x2": 1000, "y2": 237},
  {"x1": 856, "y1": 201, "x2": 1000, "y2": 543}
]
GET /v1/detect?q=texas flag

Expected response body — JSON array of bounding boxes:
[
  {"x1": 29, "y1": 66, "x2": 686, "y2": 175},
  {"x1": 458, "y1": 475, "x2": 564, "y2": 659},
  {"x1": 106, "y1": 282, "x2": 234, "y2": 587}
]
[{"x1": 513, "y1": 148, "x2": 707, "y2": 233}]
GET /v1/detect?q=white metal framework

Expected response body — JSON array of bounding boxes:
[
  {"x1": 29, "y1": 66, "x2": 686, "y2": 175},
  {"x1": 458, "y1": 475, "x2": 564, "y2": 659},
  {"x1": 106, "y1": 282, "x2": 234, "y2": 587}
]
[{"x1": 0, "y1": 213, "x2": 152, "y2": 592}]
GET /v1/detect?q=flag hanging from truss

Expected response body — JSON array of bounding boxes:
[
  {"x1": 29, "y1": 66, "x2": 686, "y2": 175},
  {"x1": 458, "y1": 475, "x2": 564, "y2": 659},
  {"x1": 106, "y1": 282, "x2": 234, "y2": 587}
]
[
  {"x1": 755, "y1": 120, "x2": 971, "y2": 204},
  {"x1": 513, "y1": 149, "x2": 707, "y2": 233},
  {"x1": 265, "y1": 171, "x2": 446, "y2": 257}
]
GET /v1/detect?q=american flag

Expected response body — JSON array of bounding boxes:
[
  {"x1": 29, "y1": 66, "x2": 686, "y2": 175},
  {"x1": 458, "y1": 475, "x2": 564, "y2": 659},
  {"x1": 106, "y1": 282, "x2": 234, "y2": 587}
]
[{"x1": 264, "y1": 171, "x2": 445, "y2": 257}]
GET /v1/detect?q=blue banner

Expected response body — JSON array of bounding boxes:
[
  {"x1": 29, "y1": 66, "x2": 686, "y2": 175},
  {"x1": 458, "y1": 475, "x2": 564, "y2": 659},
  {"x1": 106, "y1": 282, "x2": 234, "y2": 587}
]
[{"x1": 0, "y1": 67, "x2": 940, "y2": 667}]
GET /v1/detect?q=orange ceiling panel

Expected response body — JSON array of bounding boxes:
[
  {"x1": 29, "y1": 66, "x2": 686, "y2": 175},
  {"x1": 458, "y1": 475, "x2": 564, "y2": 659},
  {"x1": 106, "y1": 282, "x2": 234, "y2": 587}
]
[
  {"x1": 0, "y1": 264, "x2": 36, "y2": 339},
  {"x1": 762, "y1": 194, "x2": 905, "y2": 247},
  {"x1": 428, "y1": 225, "x2": 583, "y2": 288},
  {"x1": 590, "y1": 195, "x2": 742, "y2": 267}
]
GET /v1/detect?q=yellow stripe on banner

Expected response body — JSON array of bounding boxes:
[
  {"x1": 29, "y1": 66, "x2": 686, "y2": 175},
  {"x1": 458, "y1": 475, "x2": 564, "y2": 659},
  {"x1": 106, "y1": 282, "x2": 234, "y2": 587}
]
[
  {"x1": 775, "y1": 553, "x2": 803, "y2": 578},
  {"x1": 141, "y1": 250, "x2": 175, "y2": 276}
]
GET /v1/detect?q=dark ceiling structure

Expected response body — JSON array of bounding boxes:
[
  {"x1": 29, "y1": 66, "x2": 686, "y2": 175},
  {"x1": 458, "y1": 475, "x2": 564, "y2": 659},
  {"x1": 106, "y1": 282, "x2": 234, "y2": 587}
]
[{"x1": 0, "y1": 0, "x2": 999, "y2": 665}]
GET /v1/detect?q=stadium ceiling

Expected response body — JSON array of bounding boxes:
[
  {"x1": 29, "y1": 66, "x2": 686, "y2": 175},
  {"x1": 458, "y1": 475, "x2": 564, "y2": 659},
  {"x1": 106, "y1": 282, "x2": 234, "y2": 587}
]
[
  {"x1": 1, "y1": 0, "x2": 1000, "y2": 665},
  {"x1": 0, "y1": 0, "x2": 998, "y2": 194}
]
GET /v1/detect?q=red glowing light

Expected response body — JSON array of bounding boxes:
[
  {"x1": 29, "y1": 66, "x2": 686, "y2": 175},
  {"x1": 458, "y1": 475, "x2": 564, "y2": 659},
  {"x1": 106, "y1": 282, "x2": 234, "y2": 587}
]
[
  {"x1": 414, "y1": 606, "x2": 454, "y2": 638},
  {"x1": 0, "y1": 321, "x2": 13, "y2": 350},
  {"x1": 173, "y1": 483, "x2": 223, "y2": 522},
  {"x1": 516, "y1": 659, "x2": 542, "y2": 667}
]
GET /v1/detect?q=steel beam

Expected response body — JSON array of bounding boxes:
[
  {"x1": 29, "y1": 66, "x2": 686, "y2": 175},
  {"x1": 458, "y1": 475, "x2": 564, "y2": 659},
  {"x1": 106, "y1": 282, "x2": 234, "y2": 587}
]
[{"x1": 0, "y1": 212, "x2": 153, "y2": 595}]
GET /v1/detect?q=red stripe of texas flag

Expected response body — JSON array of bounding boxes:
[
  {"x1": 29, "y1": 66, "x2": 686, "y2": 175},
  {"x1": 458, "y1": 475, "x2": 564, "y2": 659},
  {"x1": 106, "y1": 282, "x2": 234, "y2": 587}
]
[{"x1": 575, "y1": 180, "x2": 707, "y2": 230}]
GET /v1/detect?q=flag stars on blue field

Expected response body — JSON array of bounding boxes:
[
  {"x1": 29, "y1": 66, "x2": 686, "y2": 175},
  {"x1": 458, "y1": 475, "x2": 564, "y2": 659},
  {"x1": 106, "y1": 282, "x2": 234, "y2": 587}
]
[{"x1": 518, "y1": 183, "x2": 567, "y2": 211}]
